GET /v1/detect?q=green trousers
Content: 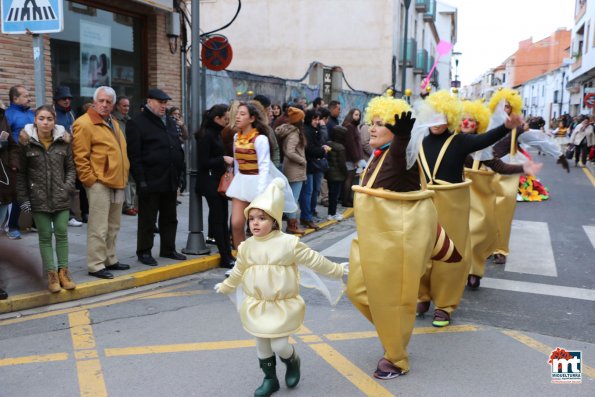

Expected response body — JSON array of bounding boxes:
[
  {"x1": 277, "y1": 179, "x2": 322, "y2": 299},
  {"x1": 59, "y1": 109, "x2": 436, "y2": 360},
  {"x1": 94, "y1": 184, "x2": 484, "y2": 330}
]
[{"x1": 32, "y1": 210, "x2": 70, "y2": 271}]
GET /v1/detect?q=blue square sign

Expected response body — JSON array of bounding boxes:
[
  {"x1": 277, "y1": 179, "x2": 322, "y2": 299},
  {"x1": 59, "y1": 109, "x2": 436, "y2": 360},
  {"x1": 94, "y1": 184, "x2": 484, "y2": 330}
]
[{"x1": 2, "y1": 0, "x2": 63, "y2": 34}]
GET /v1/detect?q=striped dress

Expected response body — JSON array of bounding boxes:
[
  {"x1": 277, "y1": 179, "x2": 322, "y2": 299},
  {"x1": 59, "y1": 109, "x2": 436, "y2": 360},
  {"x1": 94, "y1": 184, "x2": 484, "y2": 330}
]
[{"x1": 226, "y1": 128, "x2": 297, "y2": 212}]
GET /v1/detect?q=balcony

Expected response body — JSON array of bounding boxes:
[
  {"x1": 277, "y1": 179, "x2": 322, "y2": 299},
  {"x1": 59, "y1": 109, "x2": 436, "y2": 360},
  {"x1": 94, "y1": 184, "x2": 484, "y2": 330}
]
[
  {"x1": 399, "y1": 38, "x2": 417, "y2": 67},
  {"x1": 414, "y1": 49, "x2": 428, "y2": 74},
  {"x1": 423, "y1": 0, "x2": 436, "y2": 22},
  {"x1": 415, "y1": 0, "x2": 428, "y2": 12},
  {"x1": 427, "y1": 55, "x2": 435, "y2": 74}
]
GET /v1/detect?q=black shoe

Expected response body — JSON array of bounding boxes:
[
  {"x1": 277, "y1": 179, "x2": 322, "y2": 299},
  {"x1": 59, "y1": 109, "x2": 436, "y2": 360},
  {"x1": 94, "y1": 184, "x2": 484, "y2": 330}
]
[
  {"x1": 82, "y1": 214, "x2": 89, "y2": 223},
  {"x1": 106, "y1": 262, "x2": 130, "y2": 271},
  {"x1": 0, "y1": 288, "x2": 8, "y2": 300},
  {"x1": 220, "y1": 259, "x2": 235, "y2": 269},
  {"x1": 206, "y1": 237, "x2": 217, "y2": 245},
  {"x1": 88, "y1": 269, "x2": 114, "y2": 279},
  {"x1": 138, "y1": 254, "x2": 158, "y2": 266},
  {"x1": 160, "y1": 251, "x2": 187, "y2": 260}
]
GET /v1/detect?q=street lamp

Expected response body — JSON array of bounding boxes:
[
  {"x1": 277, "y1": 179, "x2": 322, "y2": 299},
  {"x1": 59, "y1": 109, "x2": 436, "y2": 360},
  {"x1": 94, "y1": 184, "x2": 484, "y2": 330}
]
[
  {"x1": 452, "y1": 51, "x2": 461, "y2": 89},
  {"x1": 401, "y1": 0, "x2": 412, "y2": 97}
]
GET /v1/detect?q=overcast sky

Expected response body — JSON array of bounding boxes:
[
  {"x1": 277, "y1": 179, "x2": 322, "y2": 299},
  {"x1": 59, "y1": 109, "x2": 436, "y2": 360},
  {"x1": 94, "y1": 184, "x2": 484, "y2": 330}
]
[{"x1": 443, "y1": 0, "x2": 575, "y2": 85}]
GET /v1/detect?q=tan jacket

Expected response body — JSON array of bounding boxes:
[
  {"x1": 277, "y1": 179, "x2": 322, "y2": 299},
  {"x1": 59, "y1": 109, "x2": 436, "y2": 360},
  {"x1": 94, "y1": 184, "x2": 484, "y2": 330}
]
[
  {"x1": 276, "y1": 124, "x2": 306, "y2": 182},
  {"x1": 72, "y1": 107, "x2": 129, "y2": 189}
]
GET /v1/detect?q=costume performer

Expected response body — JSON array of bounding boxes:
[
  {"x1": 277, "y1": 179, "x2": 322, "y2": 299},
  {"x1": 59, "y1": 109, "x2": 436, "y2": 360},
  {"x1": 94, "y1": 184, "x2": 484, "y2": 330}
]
[
  {"x1": 415, "y1": 91, "x2": 523, "y2": 327},
  {"x1": 226, "y1": 102, "x2": 296, "y2": 251},
  {"x1": 489, "y1": 91, "x2": 569, "y2": 265},
  {"x1": 460, "y1": 100, "x2": 541, "y2": 289},
  {"x1": 215, "y1": 178, "x2": 345, "y2": 397},
  {"x1": 346, "y1": 96, "x2": 460, "y2": 380}
]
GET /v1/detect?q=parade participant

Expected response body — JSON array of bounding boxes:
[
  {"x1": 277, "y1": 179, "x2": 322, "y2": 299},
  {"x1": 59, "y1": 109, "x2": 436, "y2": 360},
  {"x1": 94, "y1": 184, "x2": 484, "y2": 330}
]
[
  {"x1": 215, "y1": 178, "x2": 345, "y2": 397},
  {"x1": 460, "y1": 100, "x2": 541, "y2": 289},
  {"x1": 17, "y1": 105, "x2": 77, "y2": 292},
  {"x1": 226, "y1": 102, "x2": 296, "y2": 250},
  {"x1": 415, "y1": 90, "x2": 523, "y2": 327},
  {"x1": 346, "y1": 95, "x2": 460, "y2": 379}
]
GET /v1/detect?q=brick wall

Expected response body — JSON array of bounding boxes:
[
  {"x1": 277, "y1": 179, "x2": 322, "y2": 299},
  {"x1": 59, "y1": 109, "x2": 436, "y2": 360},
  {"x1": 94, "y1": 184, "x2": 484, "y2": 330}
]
[
  {"x1": 147, "y1": 13, "x2": 182, "y2": 108},
  {"x1": 0, "y1": 34, "x2": 52, "y2": 108}
]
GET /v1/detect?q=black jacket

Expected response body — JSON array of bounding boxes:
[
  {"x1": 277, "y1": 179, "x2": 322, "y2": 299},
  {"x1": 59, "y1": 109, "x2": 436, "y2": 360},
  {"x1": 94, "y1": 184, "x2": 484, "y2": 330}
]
[
  {"x1": 304, "y1": 124, "x2": 327, "y2": 174},
  {"x1": 126, "y1": 106, "x2": 184, "y2": 193},
  {"x1": 196, "y1": 121, "x2": 227, "y2": 197}
]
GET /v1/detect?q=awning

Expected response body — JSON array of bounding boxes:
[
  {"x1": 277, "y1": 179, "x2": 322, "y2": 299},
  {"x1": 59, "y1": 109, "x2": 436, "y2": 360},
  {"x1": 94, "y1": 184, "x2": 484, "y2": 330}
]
[{"x1": 132, "y1": 0, "x2": 173, "y2": 12}]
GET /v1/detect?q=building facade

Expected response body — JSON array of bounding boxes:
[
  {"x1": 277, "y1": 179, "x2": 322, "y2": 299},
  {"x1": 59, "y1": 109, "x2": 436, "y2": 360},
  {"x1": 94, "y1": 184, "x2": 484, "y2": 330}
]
[
  {"x1": 568, "y1": 0, "x2": 595, "y2": 116},
  {"x1": 0, "y1": 0, "x2": 182, "y2": 116}
]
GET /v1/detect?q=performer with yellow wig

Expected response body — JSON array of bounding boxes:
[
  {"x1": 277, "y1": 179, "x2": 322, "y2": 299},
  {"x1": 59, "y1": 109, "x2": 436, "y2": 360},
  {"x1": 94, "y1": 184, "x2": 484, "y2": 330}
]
[
  {"x1": 414, "y1": 90, "x2": 523, "y2": 327},
  {"x1": 460, "y1": 100, "x2": 541, "y2": 289},
  {"x1": 347, "y1": 95, "x2": 460, "y2": 379}
]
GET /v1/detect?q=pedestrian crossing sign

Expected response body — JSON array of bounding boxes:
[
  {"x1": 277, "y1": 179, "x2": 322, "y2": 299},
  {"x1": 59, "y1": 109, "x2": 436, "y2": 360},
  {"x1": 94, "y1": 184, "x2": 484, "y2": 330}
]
[{"x1": 1, "y1": 0, "x2": 63, "y2": 34}]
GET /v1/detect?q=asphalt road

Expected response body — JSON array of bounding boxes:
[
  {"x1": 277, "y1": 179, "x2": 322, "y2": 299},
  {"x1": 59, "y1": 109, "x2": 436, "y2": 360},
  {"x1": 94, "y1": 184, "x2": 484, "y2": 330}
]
[{"x1": 1, "y1": 155, "x2": 593, "y2": 396}]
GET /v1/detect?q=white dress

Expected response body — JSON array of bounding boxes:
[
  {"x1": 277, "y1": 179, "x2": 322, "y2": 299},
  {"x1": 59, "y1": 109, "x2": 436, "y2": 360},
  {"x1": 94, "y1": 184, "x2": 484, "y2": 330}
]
[{"x1": 226, "y1": 134, "x2": 297, "y2": 212}]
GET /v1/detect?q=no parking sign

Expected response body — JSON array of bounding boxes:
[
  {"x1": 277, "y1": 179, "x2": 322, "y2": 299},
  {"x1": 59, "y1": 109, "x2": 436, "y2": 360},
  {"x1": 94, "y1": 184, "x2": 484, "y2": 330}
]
[
  {"x1": 585, "y1": 93, "x2": 595, "y2": 109},
  {"x1": 201, "y1": 35, "x2": 233, "y2": 71}
]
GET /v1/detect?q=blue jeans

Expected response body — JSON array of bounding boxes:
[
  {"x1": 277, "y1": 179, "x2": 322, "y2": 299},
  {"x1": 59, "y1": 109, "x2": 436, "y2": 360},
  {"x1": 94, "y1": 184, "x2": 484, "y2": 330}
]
[
  {"x1": 0, "y1": 204, "x2": 9, "y2": 227},
  {"x1": 299, "y1": 172, "x2": 323, "y2": 221},
  {"x1": 8, "y1": 199, "x2": 20, "y2": 231},
  {"x1": 310, "y1": 172, "x2": 324, "y2": 216},
  {"x1": 286, "y1": 181, "x2": 303, "y2": 219}
]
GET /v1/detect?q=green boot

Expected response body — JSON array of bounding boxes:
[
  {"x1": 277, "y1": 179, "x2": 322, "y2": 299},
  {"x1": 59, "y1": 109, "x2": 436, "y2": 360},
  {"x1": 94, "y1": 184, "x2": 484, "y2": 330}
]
[
  {"x1": 254, "y1": 356, "x2": 280, "y2": 397},
  {"x1": 280, "y1": 348, "x2": 301, "y2": 388}
]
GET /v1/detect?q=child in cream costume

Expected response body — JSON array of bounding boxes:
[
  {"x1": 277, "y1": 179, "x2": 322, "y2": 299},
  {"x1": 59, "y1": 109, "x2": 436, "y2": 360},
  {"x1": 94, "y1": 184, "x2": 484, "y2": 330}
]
[{"x1": 215, "y1": 178, "x2": 345, "y2": 397}]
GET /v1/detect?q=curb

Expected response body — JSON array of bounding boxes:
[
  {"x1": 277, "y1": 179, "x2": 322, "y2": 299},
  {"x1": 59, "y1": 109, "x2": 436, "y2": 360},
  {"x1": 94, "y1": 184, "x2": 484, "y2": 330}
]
[{"x1": 0, "y1": 207, "x2": 355, "y2": 315}]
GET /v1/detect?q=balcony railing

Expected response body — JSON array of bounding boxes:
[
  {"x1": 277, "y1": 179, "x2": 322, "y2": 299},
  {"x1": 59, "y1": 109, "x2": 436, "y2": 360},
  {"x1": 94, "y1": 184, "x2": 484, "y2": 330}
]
[
  {"x1": 414, "y1": 49, "x2": 428, "y2": 74},
  {"x1": 424, "y1": 0, "x2": 436, "y2": 22},
  {"x1": 399, "y1": 38, "x2": 417, "y2": 67},
  {"x1": 415, "y1": 0, "x2": 428, "y2": 12}
]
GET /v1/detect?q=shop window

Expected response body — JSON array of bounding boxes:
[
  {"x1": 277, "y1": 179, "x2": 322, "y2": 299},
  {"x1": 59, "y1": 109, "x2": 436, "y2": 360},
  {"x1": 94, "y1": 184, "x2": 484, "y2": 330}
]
[{"x1": 50, "y1": 1, "x2": 144, "y2": 116}]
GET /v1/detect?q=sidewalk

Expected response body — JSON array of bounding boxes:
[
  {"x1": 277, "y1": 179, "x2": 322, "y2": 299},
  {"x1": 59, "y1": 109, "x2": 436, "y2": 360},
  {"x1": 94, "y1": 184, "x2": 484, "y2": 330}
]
[{"x1": 0, "y1": 195, "x2": 353, "y2": 314}]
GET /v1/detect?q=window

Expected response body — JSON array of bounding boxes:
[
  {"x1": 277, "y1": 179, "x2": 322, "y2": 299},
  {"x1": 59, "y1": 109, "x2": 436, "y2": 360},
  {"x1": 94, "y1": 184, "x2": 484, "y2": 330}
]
[{"x1": 50, "y1": 1, "x2": 145, "y2": 114}]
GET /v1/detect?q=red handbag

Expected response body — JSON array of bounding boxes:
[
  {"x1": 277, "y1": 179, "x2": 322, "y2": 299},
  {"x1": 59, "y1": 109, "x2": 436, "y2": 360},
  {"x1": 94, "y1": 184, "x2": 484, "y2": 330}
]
[{"x1": 217, "y1": 167, "x2": 234, "y2": 199}]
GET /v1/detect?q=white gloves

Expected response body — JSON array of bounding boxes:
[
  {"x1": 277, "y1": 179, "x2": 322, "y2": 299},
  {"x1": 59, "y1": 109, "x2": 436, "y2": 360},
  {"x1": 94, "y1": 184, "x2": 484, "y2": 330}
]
[
  {"x1": 340, "y1": 262, "x2": 349, "y2": 276},
  {"x1": 214, "y1": 283, "x2": 223, "y2": 294}
]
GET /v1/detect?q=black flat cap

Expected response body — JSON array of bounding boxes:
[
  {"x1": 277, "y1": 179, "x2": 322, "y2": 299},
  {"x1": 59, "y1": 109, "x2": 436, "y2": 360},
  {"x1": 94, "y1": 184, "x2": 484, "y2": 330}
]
[{"x1": 147, "y1": 88, "x2": 171, "y2": 101}]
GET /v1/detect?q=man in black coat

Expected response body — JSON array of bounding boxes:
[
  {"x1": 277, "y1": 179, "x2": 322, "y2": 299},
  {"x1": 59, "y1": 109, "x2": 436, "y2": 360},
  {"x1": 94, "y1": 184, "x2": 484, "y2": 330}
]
[{"x1": 126, "y1": 88, "x2": 186, "y2": 265}]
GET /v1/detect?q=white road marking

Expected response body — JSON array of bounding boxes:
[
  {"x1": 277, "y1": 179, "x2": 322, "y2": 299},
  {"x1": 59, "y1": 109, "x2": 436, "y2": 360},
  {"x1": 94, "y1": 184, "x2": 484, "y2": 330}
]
[
  {"x1": 481, "y1": 277, "x2": 595, "y2": 302},
  {"x1": 506, "y1": 220, "x2": 558, "y2": 277},
  {"x1": 583, "y1": 226, "x2": 595, "y2": 250},
  {"x1": 320, "y1": 232, "x2": 356, "y2": 258}
]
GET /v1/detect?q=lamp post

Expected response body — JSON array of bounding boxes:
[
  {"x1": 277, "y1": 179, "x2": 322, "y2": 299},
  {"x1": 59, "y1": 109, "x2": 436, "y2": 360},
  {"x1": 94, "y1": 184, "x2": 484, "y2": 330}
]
[{"x1": 401, "y1": 0, "x2": 412, "y2": 97}]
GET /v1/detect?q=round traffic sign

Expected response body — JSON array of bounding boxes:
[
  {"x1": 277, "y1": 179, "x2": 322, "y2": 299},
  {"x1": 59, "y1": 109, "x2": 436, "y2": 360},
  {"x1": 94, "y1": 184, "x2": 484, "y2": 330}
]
[
  {"x1": 201, "y1": 36, "x2": 233, "y2": 71},
  {"x1": 585, "y1": 93, "x2": 595, "y2": 108}
]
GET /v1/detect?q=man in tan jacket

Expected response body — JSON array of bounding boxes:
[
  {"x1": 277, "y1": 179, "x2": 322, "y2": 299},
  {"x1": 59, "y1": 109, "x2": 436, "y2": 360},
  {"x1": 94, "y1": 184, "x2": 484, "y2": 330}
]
[{"x1": 72, "y1": 86, "x2": 131, "y2": 279}]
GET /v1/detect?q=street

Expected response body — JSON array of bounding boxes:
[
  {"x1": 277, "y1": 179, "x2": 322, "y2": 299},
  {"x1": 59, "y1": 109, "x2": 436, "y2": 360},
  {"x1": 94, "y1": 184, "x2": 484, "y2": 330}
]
[{"x1": 1, "y1": 156, "x2": 594, "y2": 396}]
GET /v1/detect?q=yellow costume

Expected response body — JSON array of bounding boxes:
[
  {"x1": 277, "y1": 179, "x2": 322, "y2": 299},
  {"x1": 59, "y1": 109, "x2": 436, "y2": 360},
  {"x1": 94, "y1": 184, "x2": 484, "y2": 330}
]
[{"x1": 347, "y1": 149, "x2": 437, "y2": 372}]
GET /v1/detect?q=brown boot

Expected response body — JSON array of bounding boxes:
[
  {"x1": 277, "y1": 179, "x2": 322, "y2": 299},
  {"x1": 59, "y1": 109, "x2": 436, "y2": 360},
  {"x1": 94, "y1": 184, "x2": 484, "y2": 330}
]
[
  {"x1": 286, "y1": 218, "x2": 305, "y2": 235},
  {"x1": 300, "y1": 219, "x2": 320, "y2": 230},
  {"x1": 58, "y1": 268, "x2": 76, "y2": 290},
  {"x1": 48, "y1": 271, "x2": 61, "y2": 293}
]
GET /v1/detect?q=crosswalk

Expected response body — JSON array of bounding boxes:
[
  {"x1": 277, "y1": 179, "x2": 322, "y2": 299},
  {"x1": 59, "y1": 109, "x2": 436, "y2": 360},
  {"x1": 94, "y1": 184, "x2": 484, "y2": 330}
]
[
  {"x1": 5, "y1": 0, "x2": 57, "y2": 22},
  {"x1": 315, "y1": 220, "x2": 595, "y2": 301}
]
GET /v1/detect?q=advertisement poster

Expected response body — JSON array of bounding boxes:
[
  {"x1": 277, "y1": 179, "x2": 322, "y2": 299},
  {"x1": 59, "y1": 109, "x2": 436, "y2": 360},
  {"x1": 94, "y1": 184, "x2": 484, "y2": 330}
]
[{"x1": 80, "y1": 20, "x2": 111, "y2": 96}]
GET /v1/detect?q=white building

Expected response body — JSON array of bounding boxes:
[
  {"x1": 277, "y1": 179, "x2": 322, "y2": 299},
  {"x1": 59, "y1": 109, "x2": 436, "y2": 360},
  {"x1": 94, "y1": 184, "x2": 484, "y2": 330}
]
[
  {"x1": 198, "y1": 0, "x2": 457, "y2": 99},
  {"x1": 568, "y1": 0, "x2": 595, "y2": 115}
]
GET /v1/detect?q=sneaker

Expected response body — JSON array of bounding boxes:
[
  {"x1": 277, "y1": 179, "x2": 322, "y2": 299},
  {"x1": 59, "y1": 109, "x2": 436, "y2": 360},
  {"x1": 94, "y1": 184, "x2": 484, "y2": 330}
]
[
  {"x1": 68, "y1": 218, "x2": 83, "y2": 227},
  {"x1": 327, "y1": 215, "x2": 335, "y2": 221},
  {"x1": 333, "y1": 214, "x2": 343, "y2": 221},
  {"x1": 373, "y1": 358, "x2": 405, "y2": 380},
  {"x1": 7, "y1": 229, "x2": 21, "y2": 240}
]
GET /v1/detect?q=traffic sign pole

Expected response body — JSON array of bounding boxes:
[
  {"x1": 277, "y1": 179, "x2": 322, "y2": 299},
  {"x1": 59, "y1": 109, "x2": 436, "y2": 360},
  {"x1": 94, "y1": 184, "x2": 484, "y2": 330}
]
[{"x1": 33, "y1": 33, "x2": 45, "y2": 107}]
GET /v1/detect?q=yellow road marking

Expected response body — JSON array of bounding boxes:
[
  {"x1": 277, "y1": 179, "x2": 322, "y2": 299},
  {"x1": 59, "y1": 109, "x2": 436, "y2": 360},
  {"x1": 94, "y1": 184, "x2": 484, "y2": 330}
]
[
  {"x1": 105, "y1": 339, "x2": 256, "y2": 357},
  {"x1": 582, "y1": 166, "x2": 595, "y2": 187},
  {"x1": 69, "y1": 310, "x2": 107, "y2": 397},
  {"x1": 325, "y1": 324, "x2": 480, "y2": 341},
  {"x1": 0, "y1": 281, "x2": 198, "y2": 327},
  {"x1": 309, "y1": 343, "x2": 395, "y2": 397},
  {"x1": 297, "y1": 325, "x2": 313, "y2": 334},
  {"x1": 0, "y1": 353, "x2": 68, "y2": 367},
  {"x1": 501, "y1": 330, "x2": 595, "y2": 379},
  {"x1": 300, "y1": 334, "x2": 323, "y2": 343},
  {"x1": 138, "y1": 290, "x2": 210, "y2": 299}
]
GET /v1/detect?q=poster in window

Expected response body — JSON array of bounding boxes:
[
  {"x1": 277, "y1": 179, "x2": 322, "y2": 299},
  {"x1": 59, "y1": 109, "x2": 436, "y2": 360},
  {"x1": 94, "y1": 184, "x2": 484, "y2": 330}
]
[{"x1": 80, "y1": 20, "x2": 111, "y2": 96}]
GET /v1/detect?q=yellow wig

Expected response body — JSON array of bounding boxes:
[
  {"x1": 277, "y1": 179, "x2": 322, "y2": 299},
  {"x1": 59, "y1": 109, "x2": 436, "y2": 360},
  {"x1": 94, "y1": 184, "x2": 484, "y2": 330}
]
[
  {"x1": 488, "y1": 88, "x2": 522, "y2": 115},
  {"x1": 460, "y1": 100, "x2": 491, "y2": 133},
  {"x1": 364, "y1": 96, "x2": 411, "y2": 125},
  {"x1": 425, "y1": 90, "x2": 463, "y2": 131}
]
